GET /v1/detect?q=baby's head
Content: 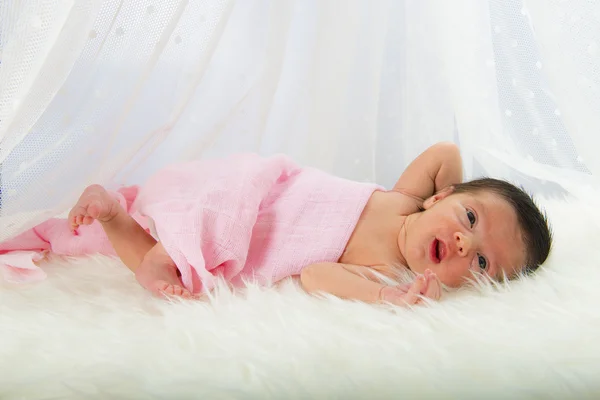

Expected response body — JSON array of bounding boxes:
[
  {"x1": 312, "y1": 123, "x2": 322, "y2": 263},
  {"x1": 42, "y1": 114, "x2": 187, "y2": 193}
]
[{"x1": 399, "y1": 178, "x2": 552, "y2": 287}]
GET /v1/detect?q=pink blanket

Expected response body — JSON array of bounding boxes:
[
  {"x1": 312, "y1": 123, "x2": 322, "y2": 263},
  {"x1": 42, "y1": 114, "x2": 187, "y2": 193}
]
[
  {"x1": 0, "y1": 186, "x2": 144, "y2": 283},
  {"x1": 0, "y1": 153, "x2": 382, "y2": 293}
]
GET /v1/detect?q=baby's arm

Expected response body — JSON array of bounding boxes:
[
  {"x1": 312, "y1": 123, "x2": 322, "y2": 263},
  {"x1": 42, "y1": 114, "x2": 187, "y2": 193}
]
[
  {"x1": 393, "y1": 142, "x2": 463, "y2": 201},
  {"x1": 300, "y1": 262, "x2": 440, "y2": 306}
]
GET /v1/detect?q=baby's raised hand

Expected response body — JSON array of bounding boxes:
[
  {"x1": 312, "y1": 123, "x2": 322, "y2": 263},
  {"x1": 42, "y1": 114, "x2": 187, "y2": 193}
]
[
  {"x1": 379, "y1": 269, "x2": 442, "y2": 307},
  {"x1": 421, "y1": 269, "x2": 442, "y2": 302}
]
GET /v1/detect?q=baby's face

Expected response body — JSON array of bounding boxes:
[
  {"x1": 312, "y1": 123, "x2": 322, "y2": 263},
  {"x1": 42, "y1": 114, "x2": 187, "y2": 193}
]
[{"x1": 398, "y1": 190, "x2": 526, "y2": 287}]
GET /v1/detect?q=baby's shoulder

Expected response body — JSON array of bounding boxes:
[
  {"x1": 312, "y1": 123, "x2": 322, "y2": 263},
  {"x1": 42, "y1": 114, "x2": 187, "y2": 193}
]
[{"x1": 367, "y1": 190, "x2": 423, "y2": 217}]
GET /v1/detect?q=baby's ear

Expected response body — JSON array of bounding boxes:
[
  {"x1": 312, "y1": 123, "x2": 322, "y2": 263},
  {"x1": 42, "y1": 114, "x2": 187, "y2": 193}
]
[{"x1": 422, "y1": 185, "x2": 455, "y2": 210}]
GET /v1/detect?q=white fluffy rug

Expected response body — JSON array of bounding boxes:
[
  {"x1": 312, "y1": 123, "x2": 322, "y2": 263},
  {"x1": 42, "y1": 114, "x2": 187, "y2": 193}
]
[{"x1": 2, "y1": 196, "x2": 600, "y2": 399}]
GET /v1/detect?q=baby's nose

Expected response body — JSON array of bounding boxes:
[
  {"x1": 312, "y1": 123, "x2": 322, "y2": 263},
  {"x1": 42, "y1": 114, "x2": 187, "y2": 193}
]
[{"x1": 454, "y1": 232, "x2": 472, "y2": 257}]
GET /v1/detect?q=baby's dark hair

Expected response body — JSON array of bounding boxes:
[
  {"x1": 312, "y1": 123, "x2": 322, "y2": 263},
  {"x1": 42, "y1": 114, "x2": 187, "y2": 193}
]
[{"x1": 452, "y1": 178, "x2": 552, "y2": 276}]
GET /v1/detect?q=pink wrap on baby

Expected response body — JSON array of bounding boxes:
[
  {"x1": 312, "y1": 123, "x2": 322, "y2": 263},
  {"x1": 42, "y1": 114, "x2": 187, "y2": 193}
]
[{"x1": 0, "y1": 154, "x2": 381, "y2": 293}]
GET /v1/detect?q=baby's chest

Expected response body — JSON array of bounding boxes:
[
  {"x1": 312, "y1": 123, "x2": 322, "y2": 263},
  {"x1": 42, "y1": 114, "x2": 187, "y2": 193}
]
[{"x1": 242, "y1": 208, "x2": 352, "y2": 278}]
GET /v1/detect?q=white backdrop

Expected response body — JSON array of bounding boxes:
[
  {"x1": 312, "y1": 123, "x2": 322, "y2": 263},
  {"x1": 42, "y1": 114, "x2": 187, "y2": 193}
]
[{"x1": 0, "y1": 0, "x2": 599, "y2": 241}]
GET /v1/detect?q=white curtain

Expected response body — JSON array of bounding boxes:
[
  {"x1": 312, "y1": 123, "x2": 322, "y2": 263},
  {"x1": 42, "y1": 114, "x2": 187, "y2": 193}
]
[{"x1": 0, "y1": 0, "x2": 598, "y2": 241}]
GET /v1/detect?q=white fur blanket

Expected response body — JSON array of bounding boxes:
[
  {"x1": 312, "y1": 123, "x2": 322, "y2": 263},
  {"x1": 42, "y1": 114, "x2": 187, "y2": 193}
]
[{"x1": 1, "y1": 196, "x2": 599, "y2": 399}]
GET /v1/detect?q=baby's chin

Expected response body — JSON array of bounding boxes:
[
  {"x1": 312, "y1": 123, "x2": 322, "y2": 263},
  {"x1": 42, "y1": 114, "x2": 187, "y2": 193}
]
[
  {"x1": 403, "y1": 252, "x2": 421, "y2": 272},
  {"x1": 406, "y1": 261, "x2": 436, "y2": 277},
  {"x1": 405, "y1": 263, "x2": 426, "y2": 275}
]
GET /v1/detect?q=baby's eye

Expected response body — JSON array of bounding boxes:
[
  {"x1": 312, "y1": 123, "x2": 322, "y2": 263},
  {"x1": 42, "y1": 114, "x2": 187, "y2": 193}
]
[
  {"x1": 478, "y1": 254, "x2": 488, "y2": 271},
  {"x1": 466, "y1": 210, "x2": 476, "y2": 227}
]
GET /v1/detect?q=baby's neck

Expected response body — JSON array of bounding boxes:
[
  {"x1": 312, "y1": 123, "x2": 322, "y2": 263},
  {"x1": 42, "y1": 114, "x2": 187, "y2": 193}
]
[{"x1": 339, "y1": 191, "x2": 414, "y2": 268}]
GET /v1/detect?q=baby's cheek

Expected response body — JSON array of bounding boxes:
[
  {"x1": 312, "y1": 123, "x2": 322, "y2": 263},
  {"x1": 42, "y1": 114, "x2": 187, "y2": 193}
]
[{"x1": 438, "y1": 261, "x2": 467, "y2": 288}]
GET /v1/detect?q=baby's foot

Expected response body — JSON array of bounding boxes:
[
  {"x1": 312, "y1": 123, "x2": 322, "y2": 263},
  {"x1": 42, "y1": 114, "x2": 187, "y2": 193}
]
[
  {"x1": 136, "y1": 256, "x2": 192, "y2": 299},
  {"x1": 68, "y1": 184, "x2": 121, "y2": 231}
]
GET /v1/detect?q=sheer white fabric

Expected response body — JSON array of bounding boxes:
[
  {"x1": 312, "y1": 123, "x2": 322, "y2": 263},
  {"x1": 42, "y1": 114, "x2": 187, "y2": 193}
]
[{"x1": 0, "y1": 0, "x2": 598, "y2": 241}]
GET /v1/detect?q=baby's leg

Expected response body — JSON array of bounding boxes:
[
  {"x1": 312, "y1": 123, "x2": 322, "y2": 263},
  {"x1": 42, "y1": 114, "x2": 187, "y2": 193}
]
[
  {"x1": 69, "y1": 185, "x2": 191, "y2": 298},
  {"x1": 69, "y1": 184, "x2": 156, "y2": 272},
  {"x1": 135, "y1": 242, "x2": 193, "y2": 298}
]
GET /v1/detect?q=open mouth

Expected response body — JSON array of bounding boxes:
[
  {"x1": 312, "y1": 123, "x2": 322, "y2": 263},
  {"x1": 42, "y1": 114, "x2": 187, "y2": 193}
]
[{"x1": 430, "y1": 238, "x2": 446, "y2": 263}]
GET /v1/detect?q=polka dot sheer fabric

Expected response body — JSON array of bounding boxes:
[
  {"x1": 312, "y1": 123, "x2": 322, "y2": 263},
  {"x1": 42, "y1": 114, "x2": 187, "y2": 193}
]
[{"x1": 0, "y1": 0, "x2": 598, "y2": 241}]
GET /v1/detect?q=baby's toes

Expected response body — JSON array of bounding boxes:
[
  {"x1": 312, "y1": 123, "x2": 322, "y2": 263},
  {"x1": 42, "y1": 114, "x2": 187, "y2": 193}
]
[
  {"x1": 157, "y1": 283, "x2": 191, "y2": 298},
  {"x1": 76, "y1": 214, "x2": 86, "y2": 226},
  {"x1": 69, "y1": 216, "x2": 79, "y2": 230},
  {"x1": 171, "y1": 285, "x2": 190, "y2": 297},
  {"x1": 156, "y1": 281, "x2": 174, "y2": 295}
]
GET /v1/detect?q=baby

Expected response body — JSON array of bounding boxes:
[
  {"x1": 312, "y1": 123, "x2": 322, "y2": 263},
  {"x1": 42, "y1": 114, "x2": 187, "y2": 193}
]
[{"x1": 64, "y1": 142, "x2": 552, "y2": 307}]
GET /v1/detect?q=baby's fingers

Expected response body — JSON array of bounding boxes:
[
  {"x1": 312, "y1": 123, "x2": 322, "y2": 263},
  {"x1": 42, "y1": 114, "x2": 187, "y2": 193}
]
[
  {"x1": 423, "y1": 270, "x2": 442, "y2": 301},
  {"x1": 403, "y1": 275, "x2": 428, "y2": 305}
]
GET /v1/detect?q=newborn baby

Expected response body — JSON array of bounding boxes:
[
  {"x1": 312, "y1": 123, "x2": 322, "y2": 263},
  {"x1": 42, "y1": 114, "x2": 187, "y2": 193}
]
[
  {"x1": 0, "y1": 143, "x2": 551, "y2": 307},
  {"x1": 64, "y1": 142, "x2": 551, "y2": 306}
]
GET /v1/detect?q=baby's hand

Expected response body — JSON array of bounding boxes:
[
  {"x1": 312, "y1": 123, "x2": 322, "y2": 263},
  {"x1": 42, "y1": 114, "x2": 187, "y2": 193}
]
[{"x1": 379, "y1": 269, "x2": 442, "y2": 307}]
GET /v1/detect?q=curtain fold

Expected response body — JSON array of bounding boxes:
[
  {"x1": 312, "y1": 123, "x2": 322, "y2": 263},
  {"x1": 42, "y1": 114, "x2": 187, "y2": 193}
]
[{"x1": 0, "y1": 0, "x2": 598, "y2": 241}]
